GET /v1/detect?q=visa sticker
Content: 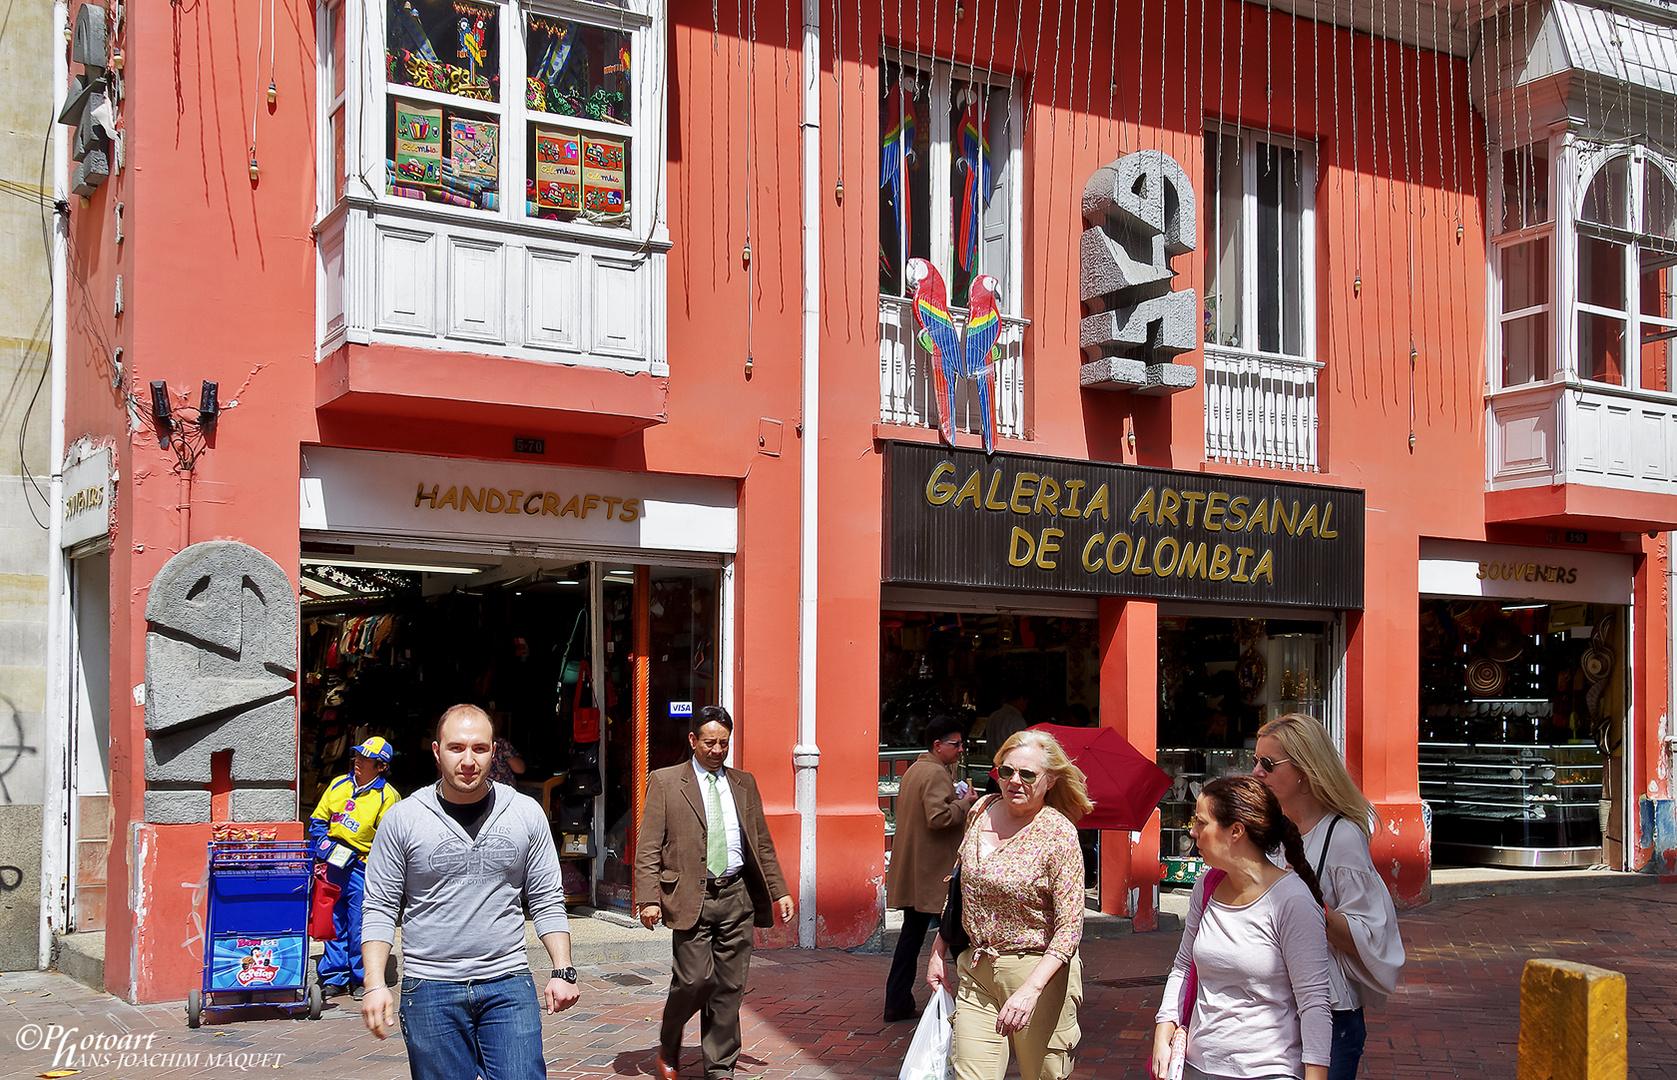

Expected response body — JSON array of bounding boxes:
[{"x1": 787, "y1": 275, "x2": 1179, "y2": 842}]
[{"x1": 669, "y1": 702, "x2": 693, "y2": 717}]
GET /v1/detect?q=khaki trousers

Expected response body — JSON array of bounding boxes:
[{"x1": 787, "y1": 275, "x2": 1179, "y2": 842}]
[{"x1": 951, "y1": 950, "x2": 1083, "y2": 1080}]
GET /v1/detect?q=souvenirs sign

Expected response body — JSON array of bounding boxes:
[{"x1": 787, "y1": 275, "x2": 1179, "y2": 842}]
[{"x1": 883, "y1": 442, "x2": 1364, "y2": 609}]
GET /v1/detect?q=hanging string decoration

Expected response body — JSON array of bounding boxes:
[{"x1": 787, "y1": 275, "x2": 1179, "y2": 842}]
[
  {"x1": 881, "y1": 77, "x2": 917, "y2": 248},
  {"x1": 956, "y1": 89, "x2": 992, "y2": 271}
]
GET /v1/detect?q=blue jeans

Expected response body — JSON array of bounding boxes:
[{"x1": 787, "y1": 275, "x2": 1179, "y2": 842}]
[
  {"x1": 317, "y1": 860, "x2": 364, "y2": 987},
  {"x1": 1328, "y1": 1008, "x2": 1367, "y2": 1080},
  {"x1": 398, "y1": 971, "x2": 546, "y2": 1080}
]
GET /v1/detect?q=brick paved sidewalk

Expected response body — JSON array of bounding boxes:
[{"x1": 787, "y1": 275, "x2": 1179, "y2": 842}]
[{"x1": 3, "y1": 885, "x2": 1673, "y2": 1080}]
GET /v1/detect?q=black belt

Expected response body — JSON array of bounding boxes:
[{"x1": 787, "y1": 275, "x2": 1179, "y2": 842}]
[{"x1": 705, "y1": 872, "x2": 742, "y2": 889}]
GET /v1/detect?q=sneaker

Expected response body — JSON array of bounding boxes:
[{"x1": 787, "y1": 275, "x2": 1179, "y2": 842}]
[
  {"x1": 351, "y1": 984, "x2": 367, "y2": 1001},
  {"x1": 322, "y1": 981, "x2": 349, "y2": 999}
]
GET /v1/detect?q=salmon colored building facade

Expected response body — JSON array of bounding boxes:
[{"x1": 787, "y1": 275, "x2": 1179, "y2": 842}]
[{"x1": 41, "y1": 0, "x2": 1677, "y2": 1003}]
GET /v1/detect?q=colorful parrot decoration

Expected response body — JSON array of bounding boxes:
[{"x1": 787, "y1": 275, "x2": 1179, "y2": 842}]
[
  {"x1": 457, "y1": 3, "x2": 488, "y2": 80},
  {"x1": 880, "y1": 79, "x2": 917, "y2": 250},
  {"x1": 956, "y1": 94, "x2": 992, "y2": 273},
  {"x1": 907, "y1": 259, "x2": 1002, "y2": 454}
]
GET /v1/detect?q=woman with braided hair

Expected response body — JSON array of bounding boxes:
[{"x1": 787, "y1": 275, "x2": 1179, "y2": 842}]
[{"x1": 1151, "y1": 776, "x2": 1331, "y2": 1080}]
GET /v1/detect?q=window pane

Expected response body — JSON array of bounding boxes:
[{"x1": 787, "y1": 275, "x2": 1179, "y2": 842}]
[
  {"x1": 526, "y1": 15, "x2": 632, "y2": 125},
  {"x1": 387, "y1": 0, "x2": 501, "y2": 102},
  {"x1": 330, "y1": 3, "x2": 345, "y2": 100},
  {"x1": 1580, "y1": 156, "x2": 1631, "y2": 230},
  {"x1": 1647, "y1": 161, "x2": 1677, "y2": 239},
  {"x1": 1501, "y1": 312, "x2": 1549, "y2": 387},
  {"x1": 331, "y1": 107, "x2": 346, "y2": 203},
  {"x1": 1643, "y1": 335, "x2": 1671, "y2": 392},
  {"x1": 1500, "y1": 142, "x2": 1549, "y2": 232},
  {"x1": 1579, "y1": 312, "x2": 1626, "y2": 385},
  {"x1": 1645, "y1": 249, "x2": 1676, "y2": 392},
  {"x1": 1204, "y1": 132, "x2": 1242, "y2": 348},
  {"x1": 388, "y1": 98, "x2": 500, "y2": 209},
  {"x1": 1256, "y1": 142, "x2": 1300, "y2": 356},
  {"x1": 949, "y1": 80, "x2": 992, "y2": 307},
  {"x1": 1577, "y1": 236, "x2": 1626, "y2": 312},
  {"x1": 879, "y1": 66, "x2": 929, "y2": 299},
  {"x1": 1501, "y1": 237, "x2": 1550, "y2": 313}
]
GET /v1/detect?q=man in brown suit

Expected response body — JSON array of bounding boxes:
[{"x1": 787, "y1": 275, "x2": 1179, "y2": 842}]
[
  {"x1": 883, "y1": 714, "x2": 976, "y2": 1021},
  {"x1": 635, "y1": 706, "x2": 793, "y2": 1080}
]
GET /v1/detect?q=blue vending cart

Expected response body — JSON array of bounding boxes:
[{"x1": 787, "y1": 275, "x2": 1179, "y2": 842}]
[{"x1": 187, "y1": 841, "x2": 323, "y2": 1027}]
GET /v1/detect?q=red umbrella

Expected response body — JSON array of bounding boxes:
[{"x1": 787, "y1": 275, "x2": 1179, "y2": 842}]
[{"x1": 1025, "y1": 724, "x2": 1172, "y2": 831}]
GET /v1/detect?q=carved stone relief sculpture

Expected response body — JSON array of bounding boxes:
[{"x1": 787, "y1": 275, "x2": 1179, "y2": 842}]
[
  {"x1": 143, "y1": 541, "x2": 298, "y2": 823},
  {"x1": 1079, "y1": 148, "x2": 1199, "y2": 394}
]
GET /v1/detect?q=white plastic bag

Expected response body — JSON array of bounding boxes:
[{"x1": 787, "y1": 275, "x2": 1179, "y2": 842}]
[{"x1": 899, "y1": 987, "x2": 955, "y2": 1080}]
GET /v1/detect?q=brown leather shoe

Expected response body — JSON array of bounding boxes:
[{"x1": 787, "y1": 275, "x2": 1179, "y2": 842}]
[{"x1": 653, "y1": 1052, "x2": 678, "y2": 1080}]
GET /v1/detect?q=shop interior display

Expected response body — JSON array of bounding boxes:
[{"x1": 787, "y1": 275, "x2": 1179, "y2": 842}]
[
  {"x1": 298, "y1": 548, "x2": 717, "y2": 909},
  {"x1": 1418, "y1": 598, "x2": 1619, "y2": 867},
  {"x1": 1156, "y1": 616, "x2": 1330, "y2": 883},
  {"x1": 877, "y1": 611, "x2": 1099, "y2": 882}
]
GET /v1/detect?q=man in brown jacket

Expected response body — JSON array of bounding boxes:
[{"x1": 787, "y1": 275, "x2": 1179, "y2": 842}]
[
  {"x1": 635, "y1": 706, "x2": 792, "y2": 1080},
  {"x1": 883, "y1": 714, "x2": 976, "y2": 1021}
]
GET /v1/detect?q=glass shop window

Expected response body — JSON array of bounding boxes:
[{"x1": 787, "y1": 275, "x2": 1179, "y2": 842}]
[{"x1": 372, "y1": 0, "x2": 636, "y2": 229}]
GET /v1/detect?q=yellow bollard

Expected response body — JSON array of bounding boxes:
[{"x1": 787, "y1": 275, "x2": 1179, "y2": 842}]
[{"x1": 1518, "y1": 959, "x2": 1627, "y2": 1080}]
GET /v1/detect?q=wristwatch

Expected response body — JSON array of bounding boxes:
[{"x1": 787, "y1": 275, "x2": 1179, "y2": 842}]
[{"x1": 552, "y1": 967, "x2": 578, "y2": 983}]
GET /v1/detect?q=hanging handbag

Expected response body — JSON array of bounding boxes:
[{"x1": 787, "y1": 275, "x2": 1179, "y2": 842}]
[
  {"x1": 1166, "y1": 866, "x2": 1228, "y2": 1080},
  {"x1": 308, "y1": 869, "x2": 341, "y2": 941},
  {"x1": 572, "y1": 661, "x2": 601, "y2": 743},
  {"x1": 936, "y1": 864, "x2": 971, "y2": 960},
  {"x1": 565, "y1": 743, "x2": 602, "y2": 797}
]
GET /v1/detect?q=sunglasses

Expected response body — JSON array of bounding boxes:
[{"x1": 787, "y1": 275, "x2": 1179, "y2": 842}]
[
  {"x1": 1255, "y1": 755, "x2": 1291, "y2": 773},
  {"x1": 994, "y1": 765, "x2": 1041, "y2": 784}
]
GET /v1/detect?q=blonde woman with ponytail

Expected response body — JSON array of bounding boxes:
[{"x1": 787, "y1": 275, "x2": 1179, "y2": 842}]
[
  {"x1": 1255, "y1": 714, "x2": 1405, "y2": 1080},
  {"x1": 1152, "y1": 775, "x2": 1331, "y2": 1080}
]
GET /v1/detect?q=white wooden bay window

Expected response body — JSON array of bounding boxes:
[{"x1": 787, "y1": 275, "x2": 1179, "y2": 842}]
[
  {"x1": 316, "y1": 0, "x2": 667, "y2": 371},
  {"x1": 1202, "y1": 125, "x2": 1320, "y2": 471}
]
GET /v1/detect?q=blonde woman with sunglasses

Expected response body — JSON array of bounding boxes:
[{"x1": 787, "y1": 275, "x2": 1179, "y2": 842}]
[
  {"x1": 926, "y1": 729, "x2": 1093, "y2": 1080},
  {"x1": 1254, "y1": 714, "x2": 1405, "y2": 1080}
]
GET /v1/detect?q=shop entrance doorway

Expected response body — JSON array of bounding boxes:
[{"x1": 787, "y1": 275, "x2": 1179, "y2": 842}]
[{"x1": 299, "y1": 542, "x2": 723, "y2": 909}]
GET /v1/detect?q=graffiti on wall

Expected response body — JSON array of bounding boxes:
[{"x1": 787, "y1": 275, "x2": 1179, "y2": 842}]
[
  {"x1": 143, "y1": 542, "x2": 297, "y2": 823},
  {"x1": 0, "y1": 698, "x2": 40, "y2": 804}
]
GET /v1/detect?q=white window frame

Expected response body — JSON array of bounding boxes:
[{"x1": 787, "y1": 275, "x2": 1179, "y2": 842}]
[
  {"x1": 1489, "y1": 135, "x2": 1557, "y2": 392},
  {"x1": 1202, "y1": 124, "x2": 1318, "y2": 363},
  {"x1": 1571, "y1": 143, "x2": 1677, "y2": 393},
  {"x1": 318, "y1": 0, "x2": 664, "y2": 246},
  {"x1": 879, "y1": 55, "x2": 1025, "y2": 316}
]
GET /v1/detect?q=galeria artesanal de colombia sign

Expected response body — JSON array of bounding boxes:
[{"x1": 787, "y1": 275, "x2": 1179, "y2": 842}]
[{"x1": 883, "y1": 443, "x2": 1364, "y2": 610}]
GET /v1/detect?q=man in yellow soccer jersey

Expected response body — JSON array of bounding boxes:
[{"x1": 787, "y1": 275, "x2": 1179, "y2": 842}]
[{"x1": 310, "y1": 737, "x2": 401, "y2": 998}]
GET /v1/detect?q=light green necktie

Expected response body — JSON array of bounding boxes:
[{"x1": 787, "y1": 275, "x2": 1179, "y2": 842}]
[{"x1": 705, "y1": 771, "x2": 728, "y2": 877}]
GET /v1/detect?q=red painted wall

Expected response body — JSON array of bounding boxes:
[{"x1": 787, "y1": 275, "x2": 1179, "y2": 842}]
[{"x1": 64, "y1": 0, "x2": 1668, "y2": 999}]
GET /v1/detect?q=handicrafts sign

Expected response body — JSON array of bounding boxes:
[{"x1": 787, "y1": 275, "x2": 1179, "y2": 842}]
[{"x1": 883, "y1": 442, "x2": 1364, "y2": 609}]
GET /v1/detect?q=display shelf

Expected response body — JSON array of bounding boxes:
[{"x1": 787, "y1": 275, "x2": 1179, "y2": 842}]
[{"x1": 1419, "y1": 740, "x2": 1603, "y2": 865}]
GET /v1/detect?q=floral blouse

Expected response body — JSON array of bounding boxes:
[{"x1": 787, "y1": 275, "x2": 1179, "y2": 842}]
[{"x1": 959, "y1": 795, "x2": 1085, "y2": 964}]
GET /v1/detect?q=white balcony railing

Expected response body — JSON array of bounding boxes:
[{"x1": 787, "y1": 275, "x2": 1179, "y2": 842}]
[
  {"x1": 1203, "y1": 344, "x2": 1323, "y2": 471},
  {"x1": 879, "y1": 295, "x2": 1026, "y2": 441}
]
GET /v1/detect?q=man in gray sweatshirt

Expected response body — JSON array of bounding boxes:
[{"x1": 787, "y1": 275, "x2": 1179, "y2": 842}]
[{"x1": 360, "y1": 704, "x2": 580, "y2": 1080}]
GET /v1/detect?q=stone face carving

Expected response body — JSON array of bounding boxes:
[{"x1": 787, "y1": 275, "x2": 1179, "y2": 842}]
[
  {"x1": 143, "y1": 542, "x2": 298, "y2": 823},
  {"x1": 1079, "y1": 149, "x2": 1199, "y2": 394}
]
